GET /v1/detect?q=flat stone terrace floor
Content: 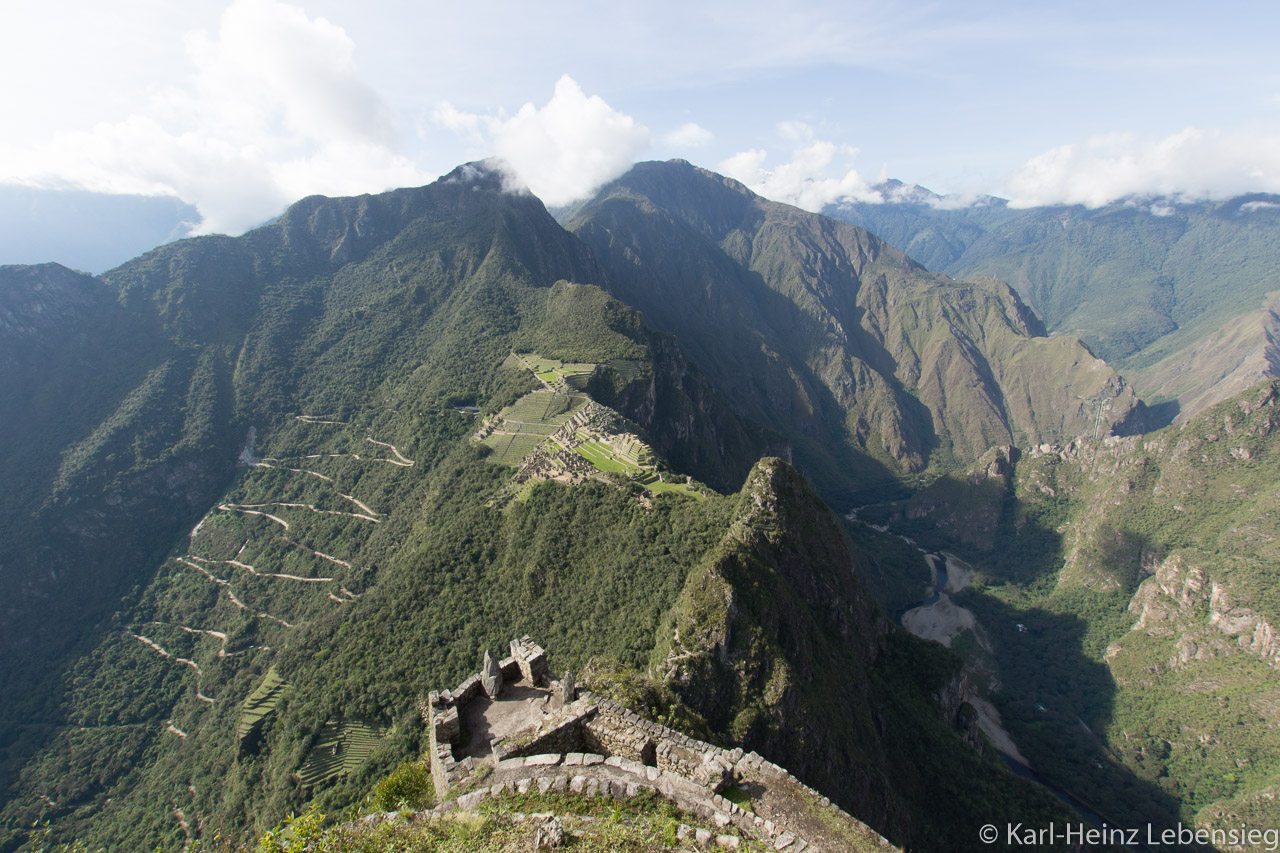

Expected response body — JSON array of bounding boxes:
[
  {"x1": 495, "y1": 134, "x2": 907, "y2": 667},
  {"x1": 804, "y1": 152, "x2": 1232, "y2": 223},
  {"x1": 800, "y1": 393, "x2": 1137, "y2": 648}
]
[{"x1": 457, "y1": 680, "x2": 553, "y2": 759}]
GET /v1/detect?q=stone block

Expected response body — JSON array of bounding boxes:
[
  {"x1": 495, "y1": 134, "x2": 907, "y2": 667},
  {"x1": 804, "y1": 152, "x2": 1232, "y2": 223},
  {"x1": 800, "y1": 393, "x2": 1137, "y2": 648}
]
[
  {"x1": 456, "y1": 790, "x2": 486, "y2": 810},
  {"x1": 481, "y1": 650, "x2": 503, "y2": 698},
  {"x1": 617, "y1": 757, "x2": 646, "y2": 775},
  {"x1": 524, "y1": 754, "x2": 561, "y2": 766},
  {"x1": 716, "y1": 836, "x2": 740, "y2": 849},
  {"x1": 434, "y1": 706, "x2": 460, "y2": 742},
  {"x1": 570, "y1": 775, "x2": 586, "y2": 793}
]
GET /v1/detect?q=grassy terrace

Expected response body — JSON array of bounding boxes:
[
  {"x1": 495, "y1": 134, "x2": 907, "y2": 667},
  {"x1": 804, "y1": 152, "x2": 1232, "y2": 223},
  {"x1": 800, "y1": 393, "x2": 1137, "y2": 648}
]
[
  {"x1": 508, "y1": 352, "x2": 597, "y2": 392},
  {"x1": 481, "y1": 353, "x2": 703, "y2": 498},
  {"x1": 479, "y1": 389, "x2": 587, "y2": 465},
  {"x1": 237, "y1": 666, "x2": 290, "y2": 744},
  {"x1": 298, "y1": 720, "x2": 388, "y2": 788}
]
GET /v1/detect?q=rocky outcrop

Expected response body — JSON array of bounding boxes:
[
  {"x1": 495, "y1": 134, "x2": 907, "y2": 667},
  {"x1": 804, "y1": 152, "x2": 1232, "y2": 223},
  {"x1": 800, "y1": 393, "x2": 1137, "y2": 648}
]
[{"x1": 1129, "y1": 553, "x2": 1280, "y2": 668}]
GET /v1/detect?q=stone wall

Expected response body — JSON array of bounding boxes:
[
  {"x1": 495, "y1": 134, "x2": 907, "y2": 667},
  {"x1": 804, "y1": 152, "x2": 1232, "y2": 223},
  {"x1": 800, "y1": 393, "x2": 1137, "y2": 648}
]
[
  {"x1": 359, "y1": 751, "x2": 898, "y2": 852},
  {"x1": 417, "y1": 639, "x2": 897, "y2": 852}
]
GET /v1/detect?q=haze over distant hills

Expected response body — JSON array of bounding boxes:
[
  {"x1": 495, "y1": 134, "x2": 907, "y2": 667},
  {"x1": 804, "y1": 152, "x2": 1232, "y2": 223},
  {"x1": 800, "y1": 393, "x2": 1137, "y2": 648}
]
[
  {"x1": 829, "y1": 185, "x2": 1280, "y2": 419},
  {"x1": 0, "y1": 185, "x2": 199, "y2": 274}
]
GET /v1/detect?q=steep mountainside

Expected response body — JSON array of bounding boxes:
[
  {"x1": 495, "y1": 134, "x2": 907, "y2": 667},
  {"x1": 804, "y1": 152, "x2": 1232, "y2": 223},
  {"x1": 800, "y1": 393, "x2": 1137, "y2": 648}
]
[
  {"x1": 647, "y1": 459, "x2": 1070, "y2": 850},
  {"x1": 0, "y1": 162, "x2": 1072, "y2": 852},
  {"x1": 829, "y1": 190, "x2": 1280, "y2": 416},
  {"x1": 1128, "y1": 294, "x2": 1280, "y2": 417},
  {"x1": 865, "y1": 380, "x2": 1280, "y2": 839},
  {"x1": 567, "y1": 161, "x2": 1144, "y2": 503},
  {"x1": 0, "y1": 163, "x2": 779, "y2": 850}
]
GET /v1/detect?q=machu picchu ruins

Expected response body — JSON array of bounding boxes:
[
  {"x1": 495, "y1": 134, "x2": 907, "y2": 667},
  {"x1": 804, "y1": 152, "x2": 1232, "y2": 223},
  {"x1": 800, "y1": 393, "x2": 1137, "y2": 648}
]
[{"x1": 475, "y1": 353, "x2": 702, "y2": 498}]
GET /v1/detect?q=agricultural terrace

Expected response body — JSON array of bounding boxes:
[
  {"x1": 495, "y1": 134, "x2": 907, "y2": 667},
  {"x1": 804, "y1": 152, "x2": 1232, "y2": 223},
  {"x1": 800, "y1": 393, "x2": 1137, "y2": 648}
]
[
  {"x1": 238, "y1": 666, "x2": 291, "y2": 746},
  {"x1": 506, "y1": 352, "x2": 596, "y2": 392},
  {"x1": 482, "y1": 353, "x2": 703, "y2": 498},
  {"x1": 298, "y1": 720, "x2": 388, "y2": 788},
  {"x1": 477, "y1": 390, "x2": 588, "y2": 466}
]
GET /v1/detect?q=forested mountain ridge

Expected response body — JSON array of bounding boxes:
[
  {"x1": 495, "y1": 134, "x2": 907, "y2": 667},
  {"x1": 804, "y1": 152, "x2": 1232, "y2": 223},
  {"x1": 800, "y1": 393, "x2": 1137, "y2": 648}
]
[
  {"x1": 0, "y1": 162, "x2": 772, "y2": 849},
  {"x1": 828, "y1": 188, "x2": 1280, "y2": 418},
  {"x1": 0, "y1": 161, "x2": 1079, "y2": 851},
  {"x1": 567, "y1": 161, "x2": 1147, "y2": 503}
]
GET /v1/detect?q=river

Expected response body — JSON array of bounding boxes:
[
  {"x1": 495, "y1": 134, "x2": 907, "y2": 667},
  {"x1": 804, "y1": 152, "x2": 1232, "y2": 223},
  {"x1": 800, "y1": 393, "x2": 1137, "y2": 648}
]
[{"x1": 850, "y1": 510, "x2": 1152, "y2": 849}]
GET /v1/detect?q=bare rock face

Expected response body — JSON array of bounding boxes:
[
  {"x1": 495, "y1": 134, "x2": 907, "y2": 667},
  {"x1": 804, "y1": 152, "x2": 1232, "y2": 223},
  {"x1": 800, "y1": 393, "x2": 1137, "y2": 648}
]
[
  {"x1": 533, "y1": 816, "x2": 565, "y2": 849},
  {"x1": 1128, "y1": 553, "x2": 1280, "y2": 668}
]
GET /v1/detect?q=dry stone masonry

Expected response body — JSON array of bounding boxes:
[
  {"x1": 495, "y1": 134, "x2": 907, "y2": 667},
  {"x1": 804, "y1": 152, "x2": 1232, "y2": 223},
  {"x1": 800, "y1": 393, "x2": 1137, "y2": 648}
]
[{"x1": 419, "y1": 637, "x2": 898, "y2": 852}]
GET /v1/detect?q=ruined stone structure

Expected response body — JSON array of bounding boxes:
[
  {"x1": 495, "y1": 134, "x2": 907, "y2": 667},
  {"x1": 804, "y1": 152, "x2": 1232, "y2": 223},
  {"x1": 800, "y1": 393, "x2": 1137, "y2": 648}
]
[
  {"x1": 512, "y1": 444, "x2": 597, "y2": 485},
  {"x1": 418, "y1": 638, "x2": 897, "y2": 853}
]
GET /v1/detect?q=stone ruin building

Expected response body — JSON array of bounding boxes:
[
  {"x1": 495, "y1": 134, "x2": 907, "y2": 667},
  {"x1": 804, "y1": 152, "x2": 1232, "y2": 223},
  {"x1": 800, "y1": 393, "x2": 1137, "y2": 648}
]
[{"x1": 410, "y1": 637, "x2": 898, "y2": 852}]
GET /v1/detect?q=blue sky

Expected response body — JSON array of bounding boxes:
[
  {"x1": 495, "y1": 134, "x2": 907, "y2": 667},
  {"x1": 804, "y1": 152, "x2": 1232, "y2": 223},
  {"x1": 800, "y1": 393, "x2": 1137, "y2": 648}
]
[{"x1": 3, "y1": 0, "x2": 1277, "y2": 233}]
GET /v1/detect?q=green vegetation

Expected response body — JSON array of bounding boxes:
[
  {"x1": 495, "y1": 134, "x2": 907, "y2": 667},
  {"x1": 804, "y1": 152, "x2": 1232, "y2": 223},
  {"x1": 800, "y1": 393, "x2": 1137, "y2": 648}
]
[
  {"x1": 511, "y1": 352, "x2": 596, "y2": 391},
  {"x1": 869, "y1": 381, "x2": 1280, "y2": 836},
  {"x1": 297, "y1": 722, "x2": 389, "y2": 789},
  {"x1": 238, "y1": 667, "x2": 291, "y2": 750},
  {"x1": 253, "y1": 789, "x2": 749, "y2": 853},
  {"x1": 476, "y1": 388, "x2": 587, "y2": 465},
  {"x1": 0, "y1": 164, "x2": 774, "y2": 852},
  {"x1": 568, "y1": 160, "x2": 1142, "y2": 504},
  {"x1": 476, "y1": 353, "x2": 703, "y2": 498},
  {"x1": 6, "y1": 158, "x2": 1217, "y2": 853},
  {"x1": 829, "y1": 189, "x2": 1280, "y2": 415},
  {"x1": 367, "y1": 762, "x2": 434, "y2": 813}
]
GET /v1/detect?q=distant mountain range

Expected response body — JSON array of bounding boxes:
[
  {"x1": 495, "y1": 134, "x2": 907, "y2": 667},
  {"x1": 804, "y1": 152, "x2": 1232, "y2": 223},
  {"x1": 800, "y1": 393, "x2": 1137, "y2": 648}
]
[
  {"x1": 566, "y1": 162, "x2": 1145, "y2": 501},
  {"x1": 4, "y1": 160, "x2": 1280, "y2": 851},
  {"x1": 0, "y1": 161, "x2": 1075, "y2": 851},
  {"x1": 829, "y1": 184, "x2": 1280, "y2": 419}
]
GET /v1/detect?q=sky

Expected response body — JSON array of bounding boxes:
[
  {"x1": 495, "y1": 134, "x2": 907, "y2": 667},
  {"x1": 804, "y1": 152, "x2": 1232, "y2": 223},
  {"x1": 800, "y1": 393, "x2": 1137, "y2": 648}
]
[{"x1": 2, "y1": 0, "x2": 1279, "y2": 235}]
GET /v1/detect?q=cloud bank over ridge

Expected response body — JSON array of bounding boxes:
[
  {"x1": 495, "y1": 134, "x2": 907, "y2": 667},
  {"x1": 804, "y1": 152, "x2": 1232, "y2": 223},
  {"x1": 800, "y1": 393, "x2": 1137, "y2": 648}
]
[
  {"x1": 0, "y1": 0, "x2": 428, "y2": 235},
  {"x1": 1005, "y1": 127, "x2": 1280, "y2": 208},
  {"x1": 2, "y1": 0, "x2": 1278, "y2": 235},
  {"x1": 434, "y1": 76, "x2": 650, "y2": 208}
]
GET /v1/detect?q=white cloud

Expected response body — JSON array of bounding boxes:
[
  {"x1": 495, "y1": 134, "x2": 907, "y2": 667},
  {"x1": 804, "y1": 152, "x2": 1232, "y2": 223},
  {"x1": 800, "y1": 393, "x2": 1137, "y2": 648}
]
[
  {"x1": 717, "y1": 128, "x2": 881, "y2": 211},
  {"x1": 663, "y1": 122, "x2": 714, "y2": 149},
  {"x1": 1006, "y1": 127, "x2": 1280, "y2": 208},
  {"x1": 434, "y1": 75, "x2": 650, "y2": 208},
  {"x1": 0, "y1": 0, "x2": 428, "y2": 235}
]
